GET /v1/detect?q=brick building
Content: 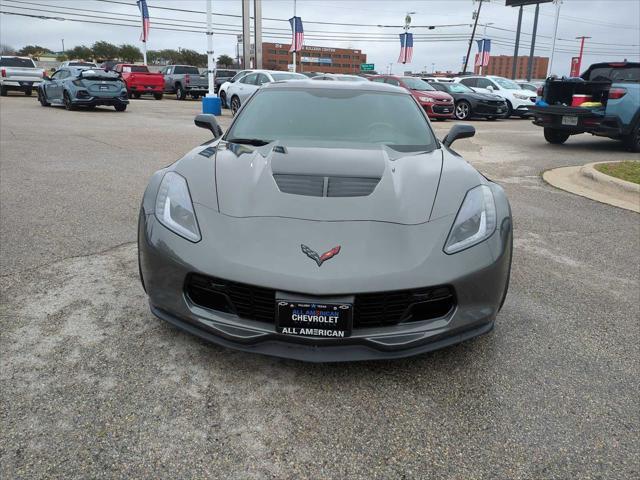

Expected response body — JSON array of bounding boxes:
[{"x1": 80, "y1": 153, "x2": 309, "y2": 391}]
[
  {"x1": 262, "y1": 42, "x2": 367, "y2": 74},
  {"x1": 475, "y1": 55, "x2": 549, "y2": 79}
]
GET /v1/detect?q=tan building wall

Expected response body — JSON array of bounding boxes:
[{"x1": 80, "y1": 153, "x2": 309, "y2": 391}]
[
  {"x1": 262, "y1": 42, "x2": 367, "y2": 74},
  {"x1": 475, "y1": 55, "x2": 549, "y2": 79}
]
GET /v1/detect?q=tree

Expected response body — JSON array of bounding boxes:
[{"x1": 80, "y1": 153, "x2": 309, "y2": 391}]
[
  {"x1": 18, "y1": 45, "x2": 52, "y2": 56},
  {"x1": 67, "y1": 45, "x2": 93, "y2": 61},
  {"x1": 178, "y1": 49, "x2": 207, "y2": 67},
  {"x1": 118, "y1": 44, "x2": 142, "y2": 63},
  {"x1": 56, "y1": 53, "x2": 69, "y2": 62},
  {"x1": 217, "y1": 54, "x2": 234, "y2": 68},
  {"x1": 0, "y1": 44, "x2": 16, "y2": 55},
  {"x1": 92, "y1": 41, "x2": 119, "y2": 61}
]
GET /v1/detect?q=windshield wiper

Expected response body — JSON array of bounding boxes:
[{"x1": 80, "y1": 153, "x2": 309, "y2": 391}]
[{"x1": 226, "y1": 138, "x2": 272, "y2": 146}]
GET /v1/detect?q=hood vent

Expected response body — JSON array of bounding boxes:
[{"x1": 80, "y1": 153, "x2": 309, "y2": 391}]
[{"x1": 273, "y1": 174, "x2": 380, "y2": 197}]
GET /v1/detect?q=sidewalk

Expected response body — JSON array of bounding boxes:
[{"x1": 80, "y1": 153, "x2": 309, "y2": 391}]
[{"x1": 543, "y1": 161, "x2": 639, "y2": 213}]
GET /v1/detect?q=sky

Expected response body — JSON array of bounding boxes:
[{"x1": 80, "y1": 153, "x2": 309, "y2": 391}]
[{"x1": 1, "y1": 0, "x2": 639, "y2": 76}]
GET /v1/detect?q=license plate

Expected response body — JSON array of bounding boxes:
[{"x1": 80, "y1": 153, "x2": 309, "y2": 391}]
[
  {"x1": 442, "y1": 108, "x2": 450, "y2": 113},
  {"x1": 276, "y1": 301, "x2": 352, "y2": 338},
  {"x1": 146, "y1": 86, "x2": 153, "y2": 89},
  {"x1": 99, "y1": 85, "x2": 109, "y2": 90},
  {"x1": 19, "y1": 81, "x2": 32, "y2": 87},
  {"x1": 497, "y1": 108, "x2": 504, "y2": 113},
  {"x1": 562, "y1": 116, "x2": 578, "y2": 126}
]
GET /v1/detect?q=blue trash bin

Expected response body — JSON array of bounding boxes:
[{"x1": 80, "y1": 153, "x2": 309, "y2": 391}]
[{"x1": 202, "y1": 95, "x2": 222, "y2": 116}]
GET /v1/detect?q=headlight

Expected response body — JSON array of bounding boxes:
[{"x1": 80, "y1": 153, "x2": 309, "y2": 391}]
[
  {"x1": 444, "y1": 185, "x2": 496, "y2": 254},
  {"x1": 513, "y1": 92, "x2": 530, "y2": 100},
  {"x1": 155, "y1": 171, "x2": 201, "y2": 242},
  {"x1": 419, "y1": 96, "x2": 434, "y2": 103}
]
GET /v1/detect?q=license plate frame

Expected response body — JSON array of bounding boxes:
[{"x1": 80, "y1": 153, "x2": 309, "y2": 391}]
[
  {"x1": 276, "y1": 300, "x2": 352, "y2": 338},
  {"x1": 562, "y1": 115, "x2": 578, "y2": 126}
]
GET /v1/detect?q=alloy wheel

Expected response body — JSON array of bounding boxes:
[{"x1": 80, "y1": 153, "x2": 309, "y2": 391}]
[{"x1": 455, "y1": 102, "x2": 470, "y2": 120}]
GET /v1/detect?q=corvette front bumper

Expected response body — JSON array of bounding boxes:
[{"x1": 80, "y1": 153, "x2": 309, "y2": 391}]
[{"x1": 138, "y1": 202, "x2": 512, "y2": 362}]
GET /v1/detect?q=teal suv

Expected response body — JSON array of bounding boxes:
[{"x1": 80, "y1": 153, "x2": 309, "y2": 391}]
[{"x1": 38, "y1": 67, "x2": 129, "y2": 111}]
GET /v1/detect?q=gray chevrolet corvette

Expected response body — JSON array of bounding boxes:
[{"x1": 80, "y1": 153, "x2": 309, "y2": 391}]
[{"x1": 138, "y1": 80, "x2": 512, "y2": 362}]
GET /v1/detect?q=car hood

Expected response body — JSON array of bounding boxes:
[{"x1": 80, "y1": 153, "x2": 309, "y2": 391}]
[
  {"x1": 466, "y1": 91, "x2": 504, "y2": 101},
  {"x1": 412, "y1": 90, "x2": 452, "y2": 101},
  {"x1": 211, "y1": 141, "x2": 443, "y2": 225}
]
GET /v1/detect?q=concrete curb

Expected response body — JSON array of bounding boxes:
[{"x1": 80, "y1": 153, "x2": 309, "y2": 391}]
[
  {"x1": 543, "y1": 162, "x2": 640, "y2": 213},
  {"x1": 580, "y1": 161, "x2": 640, "y2": 194}
]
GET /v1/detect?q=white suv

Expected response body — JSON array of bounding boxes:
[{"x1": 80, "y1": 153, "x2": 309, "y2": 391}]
[{"x1": 452, "y1": 75, "x2": 536, "y2": 117}]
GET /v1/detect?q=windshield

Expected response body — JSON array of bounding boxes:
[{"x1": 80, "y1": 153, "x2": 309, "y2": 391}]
[
  {"x1": 587, "y1": 66, "x2": 640, "y2": 82},
  {"x1": 402, "y1": 77, "x2": 435, "y2": 91},
  {"x1": 226, "y1": 89, "x2": 436, "y2": 152},
  {"x1": 493, "y1": 77, "x2": 521, "y2": 90},
  {"x1": 69, "y1": 62, "x2": 96, "y2": 67},
  {"x1": 446, "y1": 83, "x2": 474, "y2": 93},
  {"x1": 123, "y1": 65, "x2": 149, "y2": 73},
  {"x1": 231, "y1": 70, "x2": 250, "y2": 81},
  {"x1": 0, "y1": 57, "x2": 36, "y2": 68},
  {"x1": 271, "y1": 73, "x2": 307, "y2": 81}
]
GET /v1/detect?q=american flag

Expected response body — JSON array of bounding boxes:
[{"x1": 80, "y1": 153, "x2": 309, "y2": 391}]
[
  {"x1": 289, "y1": 16, "x2": 304, "y2": 53},
  {"x1": 398, "y1": 33, "x2": 413, "y2": 64},
  {"x1": 475, "y1": 39, "x2": 491, "y2": 67},
  {"x1": 137, "y1": 0, "x2": 150, "y2": 42}
]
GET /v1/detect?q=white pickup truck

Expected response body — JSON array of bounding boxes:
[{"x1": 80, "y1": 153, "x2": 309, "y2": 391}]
[{"x1": 0, "y1": 56, "x2": 44, "y2": 96}]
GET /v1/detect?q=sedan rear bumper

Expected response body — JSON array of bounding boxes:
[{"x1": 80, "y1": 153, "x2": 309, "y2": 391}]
[{"x1": 71, "y1": 97, "x2": 129, "y2": 107}]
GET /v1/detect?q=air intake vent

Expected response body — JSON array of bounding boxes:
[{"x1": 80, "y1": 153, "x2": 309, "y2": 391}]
[
  {"x1": 327, "y1": 177, "x2": 380, "y2": 197},
  {"x1": 273, "y1": 175, "x2": 380, "y2": 197},
  {"x1": 273, "y1": 174, "x2": 324, "y2": 197}
]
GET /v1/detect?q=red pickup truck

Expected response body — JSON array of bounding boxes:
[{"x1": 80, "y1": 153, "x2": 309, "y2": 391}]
[{"x1": 112, "y1": 64, "x2": 164, "y2": 100}]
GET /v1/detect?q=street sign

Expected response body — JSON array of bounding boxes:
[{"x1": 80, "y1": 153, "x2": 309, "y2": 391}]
[
  {"x1": 360, "y1": 63, "x2": 375, "y2": 71},
  {"x1": 505, "y1": 0, "x2": 552, "y2": 6}
]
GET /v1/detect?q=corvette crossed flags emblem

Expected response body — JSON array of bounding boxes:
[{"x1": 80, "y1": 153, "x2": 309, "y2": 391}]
[{"x1": 301, "y1": 244, "x2": 341, "y2": 267}]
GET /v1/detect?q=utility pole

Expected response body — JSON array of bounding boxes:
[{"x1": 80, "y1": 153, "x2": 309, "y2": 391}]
[
  {"x1": 575, "y1": 36, "x2": 591, "y2": 76},
  {"x1": 511, "y1": 5, "x2": 523, "y2": 79},
  {"x1": 526, "y1": 2, "x2": 540, "y2": 81},
  {"x1": 463, "y1": 0, "x2": 483, "y2": 74},
  {"x1": 548, "y1": 0, "x2": 562, "y2": 76}
]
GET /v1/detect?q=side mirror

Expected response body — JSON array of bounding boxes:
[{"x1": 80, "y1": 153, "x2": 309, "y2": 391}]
[
  {"x1": 194, "y1": 114, "x2": 223, "y2": 139},
  {"x1": 486, "y1": 85, "x2": 494, "y2": 92},
  {"x1": 442, "y1": 124, "x2": 475, "y2": 148}
]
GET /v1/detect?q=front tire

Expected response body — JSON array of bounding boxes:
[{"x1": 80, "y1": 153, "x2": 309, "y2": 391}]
[
  {"x1": 38, "y1": 89, "x2": 50, "y2": 106},
  {"x1": 544, "y1": 128, "x2": 570, "y2": 145},
  {"x1": 230, "y1": 95, "x2": 241, "y2": 115},
  {"x1": 153, "y1": 93, "x2": 163, "y2": 100},
  {"x1": 0, "y1": 86, "x2": 7, "y2": 96},
  {"x1": 114, "y1": 104, "x2": 127, "y2": 112},
  {"x1": 454, "y1": 100, "x2": 471, "y2": 120},
  {"x1": 63, "y1": 91, "x2": 75, "y2": 111},
  {"x1": 24, "y1": 89, "x2": 33, "y2": 96},
  {"x1": 220, "y1": 91, "x2": 227, "y2": 108},
  {"x1": 504, "y1": 100, "x2": 513, "y2": 118},
  {"x1": 175, "y1": 84, "x2": 186, "y2": 100},
  {"x1": 133, "y1": 92, "x2": 141, "y2": 99}
]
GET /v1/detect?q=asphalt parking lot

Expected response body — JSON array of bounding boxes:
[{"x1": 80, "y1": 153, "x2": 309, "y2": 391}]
[{"x1": 1, "y1": 95, "x2": 638, "y2": 479}]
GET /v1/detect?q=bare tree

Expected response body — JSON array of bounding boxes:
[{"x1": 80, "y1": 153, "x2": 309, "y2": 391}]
[{"x1": 0, "y1": 44, "x2": 16, "y2": 55}]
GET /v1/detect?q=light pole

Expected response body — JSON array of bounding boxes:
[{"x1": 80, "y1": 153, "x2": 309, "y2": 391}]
[
  {"x1": 478, "y1": 22, "x2": 493, "y2": 75},
  {"x1": 387, "y1": 63, "x2": 393, "y2": 74},
  {"x1": 61, "y1": 39, "x2": 65, "y2": 54},
  {"x1": 431, "y1": 62, "x2": 435, "y2": 73},
  {"x1": 548, "y1": 0, "x2": 562, "y2": 76}
]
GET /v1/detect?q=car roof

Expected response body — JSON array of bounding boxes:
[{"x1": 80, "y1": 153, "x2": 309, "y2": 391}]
[{"x1": 261, "y1": 79, "x2": 408, "y2": 94}]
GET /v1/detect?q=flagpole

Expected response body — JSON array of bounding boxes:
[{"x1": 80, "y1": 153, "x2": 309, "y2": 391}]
[
  {"x1": 292, "y1": 0, "x2": 297, "y2": 72},
  {"x1": 142, "y1": 41, "x2": 147, "y2": 65},
  {"x1": 206, "y1": 0, "x2": 215, "y2": 96}
]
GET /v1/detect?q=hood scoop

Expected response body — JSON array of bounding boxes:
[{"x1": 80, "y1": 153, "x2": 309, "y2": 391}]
[{"x1": 273, "y1": 174, "x2": 380, "y2": 197}]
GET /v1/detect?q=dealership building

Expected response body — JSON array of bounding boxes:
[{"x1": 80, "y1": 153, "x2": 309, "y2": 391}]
[
  {"x1": 262, "y1": 42, "x2": 368, "y2": 74},
  {"x1": 475, "y1": 55, "x2": 549, "y2": 79}
]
